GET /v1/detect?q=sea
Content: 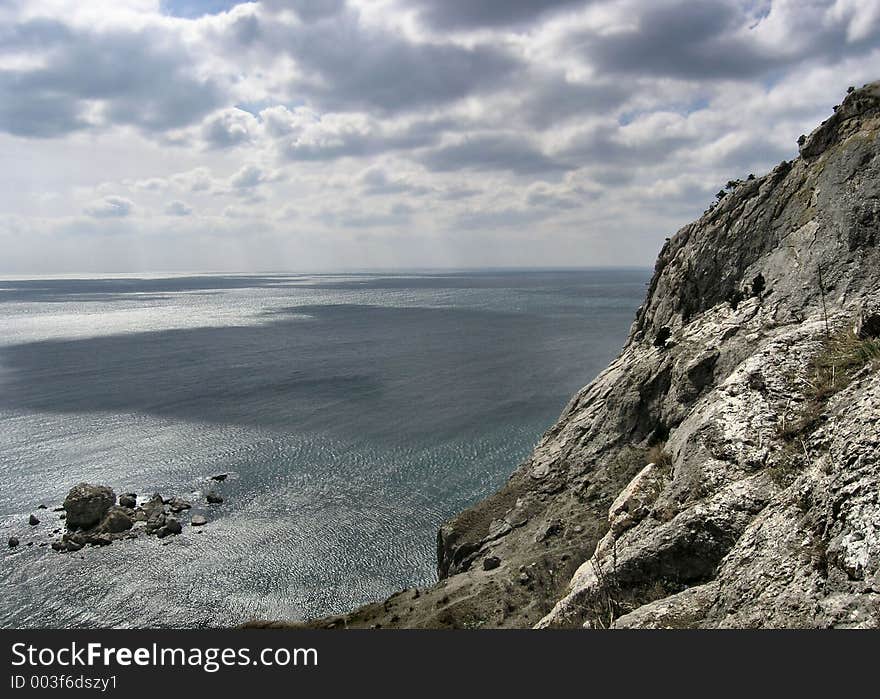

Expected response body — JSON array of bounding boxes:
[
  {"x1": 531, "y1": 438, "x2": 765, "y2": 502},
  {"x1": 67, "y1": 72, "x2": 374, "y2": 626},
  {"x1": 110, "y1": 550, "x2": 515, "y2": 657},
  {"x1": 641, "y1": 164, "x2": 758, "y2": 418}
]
[{"x1": 0, "y1": 269, "x2": 649, "y2": 628}]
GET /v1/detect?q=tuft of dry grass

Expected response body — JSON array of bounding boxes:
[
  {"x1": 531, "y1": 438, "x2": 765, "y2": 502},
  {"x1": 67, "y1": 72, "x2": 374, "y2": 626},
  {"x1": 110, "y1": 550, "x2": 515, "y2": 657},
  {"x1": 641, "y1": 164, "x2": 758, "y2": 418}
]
[
  {"x1": 646, "y1": 443, "x2": 673, "y2": 471},
  {"x1": 779, "y1": 326, "x2": 880, "y2": 442},
  {"x1": 804, "y1": 330, "x2": 880, "y2": 401}
]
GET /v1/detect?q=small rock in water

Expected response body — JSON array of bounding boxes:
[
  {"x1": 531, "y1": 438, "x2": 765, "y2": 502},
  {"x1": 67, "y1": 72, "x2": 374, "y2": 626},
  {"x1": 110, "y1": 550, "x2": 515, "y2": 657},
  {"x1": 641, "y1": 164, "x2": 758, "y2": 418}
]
[
  {"x1": 210, "y1": 473, "x2": 228, "y2": 482},
  {"x1": 206, "y1": 491, "x2": 223, "y2": 504},
  {"x1": 119, "y1": 493, "x2": 137, "y2": 509},
  {"x1": 7, "y1": 537, "x2": 19, "y2": 549},
  {"x1": 29, "y1": 514, "x2": 40, "y2": 526},
  {"x1": 190, "y1": 515, "x2": 208, "y2": 527},
  {"x1": 37, "y1": 504, "x2": 47, "y2": 510}
]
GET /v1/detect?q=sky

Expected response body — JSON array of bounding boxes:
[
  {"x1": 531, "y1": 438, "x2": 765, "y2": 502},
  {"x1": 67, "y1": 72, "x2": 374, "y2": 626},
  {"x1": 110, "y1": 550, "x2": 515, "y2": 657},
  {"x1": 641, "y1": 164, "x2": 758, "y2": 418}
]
[{"x1": 0, "y1": 0, "x2": 878, "y2": 273}]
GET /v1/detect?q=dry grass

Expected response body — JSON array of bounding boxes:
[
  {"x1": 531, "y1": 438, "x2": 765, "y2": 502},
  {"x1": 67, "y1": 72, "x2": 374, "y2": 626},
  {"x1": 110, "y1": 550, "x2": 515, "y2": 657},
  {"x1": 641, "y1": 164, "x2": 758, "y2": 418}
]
[
  {"x1": 779, "y1": 327, "x2": 880, "y2": 442},
  {"x1": 804, "y1": 330, "x2": 880, "y2": 401},
  {"x1": 646, "y1": 443, "x2": 673, "y2": 471}
]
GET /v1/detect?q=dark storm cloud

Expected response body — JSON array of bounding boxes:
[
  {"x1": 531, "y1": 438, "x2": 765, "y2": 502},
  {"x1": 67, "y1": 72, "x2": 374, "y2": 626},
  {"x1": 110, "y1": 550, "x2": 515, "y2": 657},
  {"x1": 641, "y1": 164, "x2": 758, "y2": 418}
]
[
  {"x1": 573, "y1": 0, "x2": 880, "y2": 81},
  {"x1": 409, "y1": 0, "x2": 585, "y2": 30},
  {"x1": 574, "y1": 1, "x2": 772, "y2": 80},
  {"x1": 255, "y1": 9, "x2": 522, "y2": 114},
  {"x1": 518, "y1": 77, "x2": 631, "y2": 128},
  {"x1": 564, "y1": 126, "x2": 692, "y2": 167},
  {"x1": 0, "y1": 20, "x2": 223, "y2": 138},
  {"x1": 420, "y1": 135, "x2": 572, "y2": 175}
]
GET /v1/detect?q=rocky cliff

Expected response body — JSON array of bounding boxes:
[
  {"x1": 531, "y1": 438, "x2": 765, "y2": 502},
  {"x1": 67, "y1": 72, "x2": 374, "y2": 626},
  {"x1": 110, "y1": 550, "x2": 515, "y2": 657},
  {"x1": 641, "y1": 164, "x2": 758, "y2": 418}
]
[{"x1": 256, "y1": 81, "x2": 880, "y2": 629}]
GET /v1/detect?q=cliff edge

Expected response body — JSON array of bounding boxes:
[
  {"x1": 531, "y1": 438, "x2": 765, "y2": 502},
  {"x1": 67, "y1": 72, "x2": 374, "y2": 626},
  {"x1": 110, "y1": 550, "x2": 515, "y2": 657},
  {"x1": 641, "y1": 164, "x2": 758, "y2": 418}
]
[{"x1": 255, "y1": 81, "x2": 880, "y2": 629}]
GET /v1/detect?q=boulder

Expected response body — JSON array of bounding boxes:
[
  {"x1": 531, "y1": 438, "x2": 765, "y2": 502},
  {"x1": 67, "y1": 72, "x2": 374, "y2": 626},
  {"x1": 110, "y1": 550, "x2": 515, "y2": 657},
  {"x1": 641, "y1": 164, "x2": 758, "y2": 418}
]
[
  {"x1": 157, "y1": 518, "x2": 182, "y2": 538},
  {"x1": 206, "y1": 491, "x2": 223, "y2": 504},
  {"x1": 63, "y1": 483, "x2": 116, "y2": 529},
  {"x1": 483, "y1": 556, "x2": 502, "y2": 571},
  {"x1": 191, "y1": 515, "x2": 208, "y2": 527},
  {"x1": 144, "y1": 512, "x2": 167, "y2": 534},
  {"x1": 98, "y1": 506, "x2": 134, "y2": 534},
  {"x1": 142, "y1": 494, "x2": 164, "y2": 516},
  {"x1": 119, "y1": 493, "x2": 137, "y2": 509}
]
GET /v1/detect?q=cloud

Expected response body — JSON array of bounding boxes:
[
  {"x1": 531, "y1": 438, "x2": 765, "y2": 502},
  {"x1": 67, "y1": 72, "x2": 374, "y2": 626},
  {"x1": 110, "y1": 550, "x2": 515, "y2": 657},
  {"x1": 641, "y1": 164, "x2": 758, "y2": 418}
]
[
  {"x1": 420, "y1": 134, "x2": 572, "y2": 175},
  {"x1": 229, "y1": 164, "x2": 266, "y2": 188},
  {"x1": 571, "y1": 0, "x2": 880, "y2": 81},
  {"x1": 454, "y1": 206, "x2": 556, "y2": 230},
  {"x1": 2, "y1": 0, "x2": 878, "y2": 272},
  {"x1": 257, "y1": 8, "x2": 523, "y2": 114},
  {"x1": 517, "y1": 76, "x2": 631, "y2": 128},
  {"x1": 0, "y1": 19, "x2": 223, "y2": 138},
  {"x1": 84, "y1": 196, "x2": 134, "y2": 218},
  {"x1": 262, "y1": 0, "x2": 347, "y2": 22},
  {"x1": 276, "y1": 113, "x2": 450, "y2": 161},
  {"x1": 164, "y1": 200, "x2": 193, "y2": 216},
  {"x1": 227, "y1": 164, "x2": 284, "y2": 191},
  {"x1": 408, "y1": 0, "x2": 585, "y2": 30},
  {"x1": 318, "y1": 202, "x2": 415, "y2": 229},
  {"x1": 171, "y1": 167, "x2": 214, "y2": 193},
  {"x1": 359, "y1": 167, "x2": 430, "y2": 196},
  {"x1": 202, "y1": 108, "x2": 259, "y2": 148},
  {"x1": 258, "y1": 105, "x2": 319, "y2": 138},
  {"x1": 161, "y1": 1, "x2": 244, "y2": 19}
]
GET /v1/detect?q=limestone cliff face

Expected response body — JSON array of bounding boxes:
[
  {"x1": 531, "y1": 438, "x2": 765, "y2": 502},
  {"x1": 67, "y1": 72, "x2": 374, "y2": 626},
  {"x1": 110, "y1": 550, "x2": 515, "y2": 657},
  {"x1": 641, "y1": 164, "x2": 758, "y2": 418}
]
[{"x1": 257, "y1": 82, "x2": 880, "y2": 630}]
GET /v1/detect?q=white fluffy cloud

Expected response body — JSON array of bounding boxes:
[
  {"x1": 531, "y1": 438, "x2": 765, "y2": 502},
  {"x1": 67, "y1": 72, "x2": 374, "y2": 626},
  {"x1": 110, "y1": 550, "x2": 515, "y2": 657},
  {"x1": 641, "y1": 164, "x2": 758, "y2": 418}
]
[{"x1": 1, "y1": 0, "x2": 878, "y2": 272}]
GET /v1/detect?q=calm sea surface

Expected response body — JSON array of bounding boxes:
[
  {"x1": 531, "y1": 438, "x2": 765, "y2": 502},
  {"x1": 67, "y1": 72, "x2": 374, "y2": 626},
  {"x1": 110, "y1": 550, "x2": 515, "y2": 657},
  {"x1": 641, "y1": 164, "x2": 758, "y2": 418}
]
[{"x1": 0, "y1": 270, "x2": 648, "y2": 628}]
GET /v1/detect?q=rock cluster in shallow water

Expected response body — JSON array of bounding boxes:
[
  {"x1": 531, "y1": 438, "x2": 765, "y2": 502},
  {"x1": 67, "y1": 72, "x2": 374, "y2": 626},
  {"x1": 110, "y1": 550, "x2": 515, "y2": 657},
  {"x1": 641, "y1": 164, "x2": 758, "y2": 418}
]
[{"x1": 6, "y1": 478, "x2": 228, "y2": 554}]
